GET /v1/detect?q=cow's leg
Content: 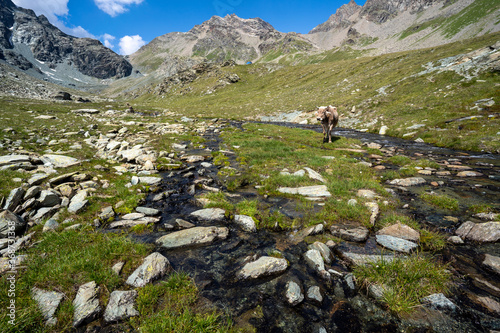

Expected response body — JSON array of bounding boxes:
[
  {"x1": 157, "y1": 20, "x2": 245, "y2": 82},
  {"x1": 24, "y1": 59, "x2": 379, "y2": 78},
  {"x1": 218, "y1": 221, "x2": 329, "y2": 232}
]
[
  {"x1": 322, "y1": 123, "x2": 327, "y2": 142},
  {"x1": 328, "y1": 124, "x2": 334, "y2": 143}
]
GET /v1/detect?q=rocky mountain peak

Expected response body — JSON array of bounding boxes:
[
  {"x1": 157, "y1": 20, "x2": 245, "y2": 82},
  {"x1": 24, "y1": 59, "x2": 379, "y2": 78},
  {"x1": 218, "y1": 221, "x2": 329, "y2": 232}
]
[
  {"x1": 309, "y1": 0, "x2": 361, "y2": 33},
  {"x1": 361, "y1": 0, "x2": 442, "y2": 23}
]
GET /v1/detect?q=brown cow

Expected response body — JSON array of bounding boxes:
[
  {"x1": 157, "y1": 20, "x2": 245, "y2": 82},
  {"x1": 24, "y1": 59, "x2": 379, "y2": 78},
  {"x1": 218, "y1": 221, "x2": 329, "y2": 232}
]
[{"x1": 316, "y1": 105, "x2": 339, "y2": 143}]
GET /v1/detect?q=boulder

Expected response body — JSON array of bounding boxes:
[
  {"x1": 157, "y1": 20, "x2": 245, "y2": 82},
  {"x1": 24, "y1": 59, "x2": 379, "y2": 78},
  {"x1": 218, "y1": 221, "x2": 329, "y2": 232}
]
[
  {"x1": 24, "y1": 186, "x2": 42, "y2": 201},
  {"x1": 308, "y1": 242, "x2": 334, "y2": 265},
  {"x1": 126, "y1": 252, "x2": 171, "y2": 288},
  {"x1": 68, "y1": 190, "x2": 89, "y2": 213},
  {"x1": 37, "y1": 190, "x2": 61, "y2": 207},
  {"x1": 28, "y1": 173, "x2": 49, "y2": 186},
  {"x1": 156, "y1": 226, "x2": 229, "y2": 250},
  {"x1": 118, "y1": 148, "x2": 144, "y2": 162},
  {"x1": 3, "y1": 187, "x2": 25, "y2": 211},
  {"x1": 104, "y1": 290, "x2": 139, "y2": 322},
  {"x1": 43, "y1": 219, "x2": 59, "y2": 232},
  {"x1": 456, "y1": 221, "x2": 500, "y2": 243},
  {"x1": 237, "y1": 256, "x2": 288, "y2": 280},
  {"x1": 304, "y1": 249, "x2": 330, "y2": 279},
  {"x1": 73, "y1": 281, "x2": 101, "y2": 327},
  {"x1": 330, "y1": 225, "x2": 369, "y2": 242},
  {"x1": 136, "y1": 206, "x2": 160, "y2": 216},
  {"x1": 482, "y1": 254, "x2": 500, "y2": 275},
  {"x1": 40, "y1": 154, "x2": 80, "y2": 168}
]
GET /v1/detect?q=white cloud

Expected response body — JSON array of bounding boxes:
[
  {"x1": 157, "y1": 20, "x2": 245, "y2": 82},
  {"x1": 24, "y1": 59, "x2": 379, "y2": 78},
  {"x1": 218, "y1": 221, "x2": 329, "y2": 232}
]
[
  {"x1": 94, "y1": 0, "x2": 144, "y2": 17},
  {"x1": 102, "y1": 34, "x2": 116, "y2": 48},
  {"x1": 119, "y1": 35, "x2": 146, "y2": 55},
  {"x1": 12, "y1": 0, "x2": 94, "y2": 38}
]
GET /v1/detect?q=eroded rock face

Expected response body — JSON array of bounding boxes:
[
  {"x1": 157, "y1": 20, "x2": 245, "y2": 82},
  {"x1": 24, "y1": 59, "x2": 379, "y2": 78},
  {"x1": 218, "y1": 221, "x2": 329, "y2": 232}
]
[
  {"x1": 156, "y1": 226, "x2": 229, "y2": 249},
  {"x1": 237, "y1": 256, "x2": 288, "y2": 280}
]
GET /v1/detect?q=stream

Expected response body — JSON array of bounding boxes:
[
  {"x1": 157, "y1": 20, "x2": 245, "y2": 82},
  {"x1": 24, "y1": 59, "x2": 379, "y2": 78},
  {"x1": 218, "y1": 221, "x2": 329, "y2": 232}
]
[{"x1": 130, "y1": 121, "x2": 500, "y2": 332}]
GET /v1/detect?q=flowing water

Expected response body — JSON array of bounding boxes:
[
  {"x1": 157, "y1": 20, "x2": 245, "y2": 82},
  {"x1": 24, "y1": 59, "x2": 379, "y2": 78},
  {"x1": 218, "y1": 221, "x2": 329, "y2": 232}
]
[{"x1": 126, "y1": 121, "x2": 499, "y2": 332}]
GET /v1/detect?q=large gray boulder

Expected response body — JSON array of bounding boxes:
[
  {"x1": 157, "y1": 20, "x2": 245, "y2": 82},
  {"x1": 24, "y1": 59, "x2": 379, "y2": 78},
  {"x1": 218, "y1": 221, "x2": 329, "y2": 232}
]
[
  {"x1": 156, "y1": 226, "x2": 229, "y2": 250},
  {"x1": 73, "y1": 281, "x2": 101, "y2": 327},
  {"x1": 237, "y1": 256, "x2": 288, "y2": 280},
  {"x1": 126, "y1": 252, "x2": 171, "y2": 288},
  {"x1": 104, "y1": 290, "x2": 139, "y2": 322}
]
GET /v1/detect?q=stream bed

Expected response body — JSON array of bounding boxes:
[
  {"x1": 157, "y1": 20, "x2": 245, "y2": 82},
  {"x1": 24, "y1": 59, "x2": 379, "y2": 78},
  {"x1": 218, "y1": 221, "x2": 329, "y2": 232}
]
[{"x1": 129, "y1": 121, "x2": 499, "y2": 332}]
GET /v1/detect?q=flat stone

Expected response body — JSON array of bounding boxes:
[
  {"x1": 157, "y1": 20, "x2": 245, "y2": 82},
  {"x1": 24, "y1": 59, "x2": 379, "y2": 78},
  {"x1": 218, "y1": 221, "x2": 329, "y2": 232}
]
[
  {"x1": 482, "y1": 254, "x2": 500, "y2": 275},
  {"x1": 285, "y1": 280, "x2": 304, "y2": 306},
  {"x1": 376, "y1": 234, "x2": 418, "y2": 253},
  {"x1": 234, "y1": 215, "x2": 257, "y2": 232},
  {"x1": 73, "y1": 108, "x2": 99, "y2": 114},
  {"x1": 0, "y1": 154, "x2": 30, "y2": 166},
  {"x1": 308, "y1": 241, "x2": 334, "y2": 265},
  {"x1": 421, "y1": 293, "x2": 456, "y2": 312},
  {"x1": 190, "y1": 208, "x2": 226, "y2": 222},
  {"x1": 136, "y1": 206, "x2": 160, "y2": 216},
  {"x1": 108, "y1": 217, "x2": 159, "y2": 229},
  {"x1": 182, "y1": 155, "x2": 205, "y2": 163},
  {"x1": 447, "y1": 165, "x2": 472, "y2": 170},
  {"x1": 474, "y1": 296, "x2": 500, "y2": 315},
  {"x1": 99, "y1": 206, "x2": 115, "y2": 221},
  {"x1": 340, "y1": 252, "x2": 397, "y2": 266},
  {"x1": 138, "y1": 176, "x2": 162, "y2": 185},
  {"x1": 24, "y1": 186, "x2": 42, "y2": 201},
  {"x1": 28, "y1": 173, "x2": 49, "y2": 186},
  {"x1": 32, "y1": 287, "x2": 64, "y2": 326},
  {"x1": 237, "y1": 256, "x2": 288, "y2": 280},
  {"x1": 304, "y1": 167, "x2": 326, "y2": 183},
  {"x1": 32, "y1": 206, "x2": 59, "y2": 222},
  {"x1": 357, "y1": 189, "x2": 377, "y2": 199},
  {"x1": 457, "y1": 171, "x2": 483, "y2": 177},
  {"x1": 104, "y1": 290, "x2": 139, "y2": 323},
  {"x1": 387, "y1": 177, "x2": 426, "y2": 186},
  {"x1": 278, "y1": 185, "x2": 331, "y2": 198},
  {"x1": 121, "y1": 212, "x2": 145, "y2": 220},
  {"x1": 37, "y1": 190, "x2": 61, "y2": 207},
  {"x1": 40, "y1": 154, "x2": 80, "y2": 168},
  {"x1": 377, "y1": 223, "x2": 420, "y2": 242},
  {"x1": 73, "y1": 281, "x2": 101, "y2": 327},
  {"x1": 119, "y1": 148, "x2": 145, "y2": 162},
  {"x1": 43, "y1": 219, "x2": 59, "y2": 232},
  {"x1": 156, "y1": 226, "x2": 229, "y2": 249},
  {"x1": 126, "y1": 252, "x2": 171, "y2": 288},
  {"x1": 48, "y1": 172, "x2": 78, "y2": 186},
  {"x1": 474, "y1": 212, "x2": 499, "y2": 221},
  {"x1": 331, "y1": 225, "x2": 369, "y2": 242},
  {"x1": 172, "y1": 218, "x2": 196, "y2": 229}
]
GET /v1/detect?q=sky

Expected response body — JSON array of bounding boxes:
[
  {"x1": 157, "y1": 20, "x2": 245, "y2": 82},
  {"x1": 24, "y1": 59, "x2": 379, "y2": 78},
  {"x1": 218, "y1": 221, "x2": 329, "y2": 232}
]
[{"x1": 11, "y1": 0, "x2": 365, "y2": 56}]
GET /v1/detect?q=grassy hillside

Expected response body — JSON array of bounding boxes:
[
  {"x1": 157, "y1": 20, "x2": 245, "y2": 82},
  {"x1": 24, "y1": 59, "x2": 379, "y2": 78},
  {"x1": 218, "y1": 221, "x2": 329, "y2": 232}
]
[{"x1": 118, "y1": 32, "x2": 500, "y2": 152}]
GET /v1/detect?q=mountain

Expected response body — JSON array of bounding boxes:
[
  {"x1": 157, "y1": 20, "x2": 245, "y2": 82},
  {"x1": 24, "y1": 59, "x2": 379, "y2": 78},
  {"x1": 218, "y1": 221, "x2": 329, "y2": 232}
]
[
  {"x1": 306, "y1": 0, "x2": 500, "y2": 54},
  {"x1": 128, "y1": 14, "x2": 316, "y2": 74},
  {"x1": 0, "y1": 0, "x2": 133, "y2": 90}
]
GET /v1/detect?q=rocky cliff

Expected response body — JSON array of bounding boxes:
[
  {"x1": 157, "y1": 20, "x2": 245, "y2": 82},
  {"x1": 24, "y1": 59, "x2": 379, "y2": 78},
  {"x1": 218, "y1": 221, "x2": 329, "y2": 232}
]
[{"x1": 0, "y1": 0, "x2": 133, "y2": 88}]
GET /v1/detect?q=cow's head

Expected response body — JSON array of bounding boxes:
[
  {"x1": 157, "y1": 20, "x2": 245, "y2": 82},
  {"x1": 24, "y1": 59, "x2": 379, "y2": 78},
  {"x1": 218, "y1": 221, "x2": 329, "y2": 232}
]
[{"x1": 316, "y1": 106, "x2": 328, "y2": 121}]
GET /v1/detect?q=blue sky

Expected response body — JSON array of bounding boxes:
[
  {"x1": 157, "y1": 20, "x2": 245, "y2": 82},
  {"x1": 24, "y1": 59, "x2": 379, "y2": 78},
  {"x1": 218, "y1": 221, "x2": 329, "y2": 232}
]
[{"x1": 11, "y1": 0, "x2": 364, "y2": 55}]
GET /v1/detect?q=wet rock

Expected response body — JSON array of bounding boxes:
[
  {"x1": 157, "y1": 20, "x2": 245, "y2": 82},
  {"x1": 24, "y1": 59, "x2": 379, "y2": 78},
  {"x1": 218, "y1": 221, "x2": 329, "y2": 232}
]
[
  {"x1": 285, "y1": 280, "x2": 304, "y2": 306},
  {"x1": 136, "y1": 206, "x2": 160, "y2": 216},
  {"x1": 330, "y1": 225, "x2": 369, "y2": 242},
  {"x1": 387, "y1": 177, "x2": 426, "y2": 186},
  {"x1": 421, "y1": 293, "x2": 456, "y2": 312},
  {"x1": 156, "y1": 226, "x2": 229, "y2": 249},
  {"x1": 234, "y1": 215, "x2": 257, "y2": 232},
  {"x1": 376, "y1": 235, "x2": 418, "y2": 253},
  {"x1": 456, "y1": 170, "x2": 483, "y2": 177},
  {"x1": 126, "y1": 252, "x2": 171, "y2": 288},
  {"x1": 40, "y1": 154, "x2": 80, "y2": 168},
  {"x1": 306, "y1": 285, "x2": 323, "y2": 304},
  {"x1": 308, "y1": 241, "x2": 334, "y2": 265},
  {"x1": 482, "y1": 254, "x2": 500, "y2": 275},
  {"x1": 73, "y1": 281, "x2": 101, "y2": 327},
  {"x1": 0, "y1": 210, "x2": 26, "y2": 237},
  {"x1": 340, "y1": 252, "x2": 396, "y2": 266},
  {"x1": 104, "y1": 290, "x2": 139, "y2": 323},
  {"x1": 190, "y1": 208, "x2": 226, "y2": 222},
  {"x1": 32, "y1": 287, "x2": 64, "y2": 326},
  {"x1": 171, "y1": 218, "x2": 195, "y2": 229},
  {"x1": 237, "y1": 256, "x2": 288, "y2": 280},
  {"x1": 377, "y1": 223, "x2": 420, "y2": 242},
  {"x1": 456, "y1": 221, "x2": 500, "y2": 243},
  {"x1": 278, "y1": 185, "x2": 331, "y2": 198},
  {"x1": 3, "y1": 187, "x2": 25, "y2": 211},
  {"x1": 304, "y1": 249, "x2": 329, "y2": 279},
  {"x1": 68, "y1": 190, "x2": 88, "y2": 213}
]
